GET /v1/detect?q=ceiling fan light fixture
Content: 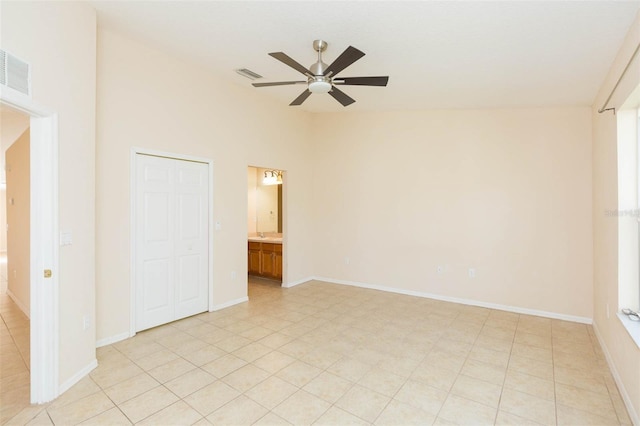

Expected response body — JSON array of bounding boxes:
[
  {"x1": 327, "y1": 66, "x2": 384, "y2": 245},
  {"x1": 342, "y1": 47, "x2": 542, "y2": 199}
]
[{"x1": 308, "y1": 79, "x2": 331, "y2": 94}]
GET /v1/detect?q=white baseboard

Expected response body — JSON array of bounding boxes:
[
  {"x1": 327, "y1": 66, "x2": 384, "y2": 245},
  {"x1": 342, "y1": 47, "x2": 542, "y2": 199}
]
[
  {"x1": 313, "y1": 276, "x2": 593, "y2": 324},
  {"x1": 7, "y1": 288, "x2": 29, "y2": 319},
  {"x1": 212, "y1": 296, "x2": 248, "y2": 311},
  {"x1": 592, "y1": 321, "x2": 639, "y2": 426},
  {"x1": 58, "y1": 359, "x2": 97, "y2": 395},
  {"x1": 96, "y1": 331, "x2": 131, "y2": 348},
  {"x1": 282, "y1": 276, "x2": 314, "y2": 289}
]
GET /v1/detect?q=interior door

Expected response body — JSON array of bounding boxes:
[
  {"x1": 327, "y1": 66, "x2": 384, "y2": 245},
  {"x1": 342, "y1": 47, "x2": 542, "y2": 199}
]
[
  {"x1": 174, "y1": 160, "x2": 209, "y2": 320},
  {"x1": 135, "y1": 154, "x2": 208, "y2": 332}
]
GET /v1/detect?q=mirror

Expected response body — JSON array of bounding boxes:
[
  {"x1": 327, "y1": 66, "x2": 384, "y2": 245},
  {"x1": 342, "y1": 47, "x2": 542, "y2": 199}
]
[{"x1": 248, "y1": 166, "x2": 283, "y2": 233}]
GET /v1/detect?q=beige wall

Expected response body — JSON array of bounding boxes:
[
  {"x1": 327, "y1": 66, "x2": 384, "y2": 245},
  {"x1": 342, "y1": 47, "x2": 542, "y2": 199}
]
[
  {"x1": 1, "y1": 1, "x2": 97, "y2": 386},
  {"x1": 0, "y1": 110, "x2": 30, "y2": 153},
  {"x1": 5, "y1": 129, "x2": 30, "y2": 314},
  {"x1": 0, "y1": 187, "x2": 6, "y2": 258},
  {"x1": 592, "y1": 11, "x2": 640, "y2": 422},
  {"x1": 311, "y1": 108, "x2": 593, "y2": 319},
  {"x1": 0, "y1": 109, "x2": 30, "y2": 254},
  {"x1": 247, "y1": 167, "x2": 257, "y2": 234},
  {"x1": 95, "y1": 29, "x2": 315, "y2": 342}
]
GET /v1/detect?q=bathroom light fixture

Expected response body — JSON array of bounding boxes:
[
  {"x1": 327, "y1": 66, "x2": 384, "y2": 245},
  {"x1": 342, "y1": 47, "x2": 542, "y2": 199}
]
[{"x1": 263, "y1": 170, "x2": 283, "y2": 185}]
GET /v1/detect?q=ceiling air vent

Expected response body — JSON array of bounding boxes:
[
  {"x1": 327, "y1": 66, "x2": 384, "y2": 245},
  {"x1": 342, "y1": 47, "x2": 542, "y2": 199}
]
[
  {"x1": 235, "y1": 68, "x2": 262, "y2": 80},
  {"x1": 0, "y1": 49, "x2": 31, "y2": 97}
]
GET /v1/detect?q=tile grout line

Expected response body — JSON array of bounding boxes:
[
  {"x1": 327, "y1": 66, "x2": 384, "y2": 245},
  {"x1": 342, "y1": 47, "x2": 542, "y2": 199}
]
[{"x1": 491, "y1": 313, "x2": 517, "y2": 425}]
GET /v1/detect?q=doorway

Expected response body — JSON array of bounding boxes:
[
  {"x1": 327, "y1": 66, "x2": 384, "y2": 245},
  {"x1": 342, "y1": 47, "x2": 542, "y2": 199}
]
[
  {"x1": 0, "y1": 106, "x2": 31, "y2": 419},
  {"x1": 131, "y1": 149, "x2": 214, "y2": 335},
  {"x1": 0, "y1": 90, "x2": 59, "y2": 404},
  {"x1": 247, "y1": 166, "x2": 284, "y2": 290}
]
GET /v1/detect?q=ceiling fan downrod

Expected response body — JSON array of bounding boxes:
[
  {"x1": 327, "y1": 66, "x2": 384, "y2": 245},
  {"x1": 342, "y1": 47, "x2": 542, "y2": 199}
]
[
  {"x1": 310, "y1": 40, "x2": 329, "y2": 76},
  {"x1": 308, "y1": 40, "x2": 331, "y2": 93}
]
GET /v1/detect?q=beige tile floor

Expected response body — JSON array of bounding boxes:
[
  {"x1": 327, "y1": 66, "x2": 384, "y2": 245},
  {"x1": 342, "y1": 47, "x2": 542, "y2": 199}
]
[
  {"x1": 1, "y1": 291, "x2": 30, "y2": 424},
  {"x1": 0, "y1": 276, "x2": 634, "y2": 425}
]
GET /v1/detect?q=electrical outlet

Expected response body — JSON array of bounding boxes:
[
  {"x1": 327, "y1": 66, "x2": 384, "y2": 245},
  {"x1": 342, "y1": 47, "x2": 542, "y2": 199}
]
[
  {"x1": 468, "y1": 268, "x2": 476, "y2": 278},
  {"x1": 231, "y1": 271, "x2": 237, "y2": 280},
  {"x1": 437, "y1": 265, "x2": 444, "y2": 274},
  {"x1": 344, "y1": 257, "x2": 350, "y2": 265},
  {"x1": 83, "y1": 315, "x2": 90, "y2": 331},
  {"x1": 606, "y1": 303, "x2": 610, "y2": 319}
]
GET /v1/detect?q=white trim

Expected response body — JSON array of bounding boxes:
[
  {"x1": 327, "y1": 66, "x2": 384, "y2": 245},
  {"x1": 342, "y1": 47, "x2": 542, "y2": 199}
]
[
  {"x1": 212, "y1": 296, "x2": 248, "y2": 311},
  {"x1": 208, "y1": 158, "x2": 214, "y2": 313},
  {"x1": 129, "y1": 148, "x2": 136, "y2": 338},
  {"x1": 593, "y1": 321, "x2": 640, "y2": 426},
  {"x1": 313, "y1": 276, "x2": 593, "y2": 324},
  {"x1": 616, "y1": 312, "x2": 640, "y2": 348},
  {"x1": 6, "y1": 288, "x2": 29, "y2": 318},
  {"x1": 96, "y1": 332, "x2": 131, "y2": 348},
  {"x1": 130, "y1": 147, "x2": 214, "y2": 336},
  {"x1": 281, "y1": 172, "x2": 287, "y2": 287},
  {"x1": 58, "y1": 359, "x2": 97, "y2": 395},
  {"x1": 0, "y1": 86, "x2": 35, "y2": 113},
  {"x1": 2, "y1": 87, "x2": 60, "y2": 404},
  {"x1": 133, "y1": 147, "x2": 215, "y2": 165},
  {"x1": 282, "y1": 276, "x2": 314, "y2": 289},
  {"x1": 30, "y1": 113, "x2": 60, "y2": 404}
]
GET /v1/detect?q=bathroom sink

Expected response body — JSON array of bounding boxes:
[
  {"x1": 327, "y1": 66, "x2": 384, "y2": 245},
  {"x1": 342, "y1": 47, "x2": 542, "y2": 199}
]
[{"x1": 248, "y1": 236, "x2": 282, "y2": 243}]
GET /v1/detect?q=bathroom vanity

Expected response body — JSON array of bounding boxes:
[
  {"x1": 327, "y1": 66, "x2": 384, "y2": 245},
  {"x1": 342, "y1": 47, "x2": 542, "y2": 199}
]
[{"x1": 248, "y1": 236, "x2": 282, "y2": 281}]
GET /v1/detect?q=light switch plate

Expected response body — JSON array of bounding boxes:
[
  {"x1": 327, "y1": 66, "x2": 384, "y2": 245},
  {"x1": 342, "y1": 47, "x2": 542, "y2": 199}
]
[{"x1": 60, "y1": 230, "x2": 72, "y2": 246}]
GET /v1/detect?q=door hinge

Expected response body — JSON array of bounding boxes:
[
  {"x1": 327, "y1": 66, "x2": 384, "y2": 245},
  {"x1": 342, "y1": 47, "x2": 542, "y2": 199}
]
[{"x1": 44, "y1": 269, "x2": 52, "y2": 278}]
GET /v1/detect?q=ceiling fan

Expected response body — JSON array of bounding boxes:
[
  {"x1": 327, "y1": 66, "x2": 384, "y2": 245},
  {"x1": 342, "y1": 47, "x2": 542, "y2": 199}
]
[{"x1": 252, "y1": 40, "x2": 389, "y2": 107}]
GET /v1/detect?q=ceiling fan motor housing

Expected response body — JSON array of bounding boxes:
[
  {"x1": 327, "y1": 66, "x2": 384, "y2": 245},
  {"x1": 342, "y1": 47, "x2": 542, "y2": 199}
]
[
  {"x1": 309, "y1": 61, "x2": 328, "y2": 76},
  {"x1": 308, "y1": 77, "x2": 331, "y2": 93}
]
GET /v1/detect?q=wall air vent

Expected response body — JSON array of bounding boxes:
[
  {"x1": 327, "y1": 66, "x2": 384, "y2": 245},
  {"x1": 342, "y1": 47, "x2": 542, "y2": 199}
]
[
  {"x1": 0, "y1": 50, "x2": 31, "y2": 97},
  {"x1": 235, "y1": 68, "x2": 262, "y2": 80}
]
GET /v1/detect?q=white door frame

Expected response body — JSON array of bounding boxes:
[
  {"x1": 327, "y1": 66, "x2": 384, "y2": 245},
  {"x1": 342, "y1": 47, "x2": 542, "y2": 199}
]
[
  {"x1": 130, "y1": 147, "x2": 214, "y2": 337},
  {"x1": 1, "y1": 87, "x2": 59, "y2": 403}
]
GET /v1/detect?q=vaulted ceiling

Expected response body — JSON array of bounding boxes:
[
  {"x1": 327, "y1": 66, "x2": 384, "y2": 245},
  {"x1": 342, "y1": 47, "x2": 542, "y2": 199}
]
[{"x1": 92, "y1": 1, "x2": 640, "y2": 112}]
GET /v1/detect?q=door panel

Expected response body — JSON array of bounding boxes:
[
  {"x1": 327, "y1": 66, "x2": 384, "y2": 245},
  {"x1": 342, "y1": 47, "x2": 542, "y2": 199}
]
[
  {"x1": 142, "y1": 259, "x2": 172, "y2": 311},
  {"x1": 174, "y1": 160, "x2": 208, "y2": 319},
  {"x1": 144, "y1": 193, "x2": 170, "y2": 242},
  {"x1": 136, "y1": 154, "x2": 209, "y2": 331},
  {"x1": 177, "y1": 194, "x2": 200, "y2": 239}
]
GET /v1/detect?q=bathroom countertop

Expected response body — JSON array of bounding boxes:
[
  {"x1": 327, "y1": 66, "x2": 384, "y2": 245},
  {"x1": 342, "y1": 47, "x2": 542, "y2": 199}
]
[{"x1": 248, "y1": 234, "x2": 283, "y2": 244}]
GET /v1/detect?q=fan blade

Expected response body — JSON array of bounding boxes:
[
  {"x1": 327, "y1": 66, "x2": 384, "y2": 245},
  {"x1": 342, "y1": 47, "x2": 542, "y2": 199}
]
[
  {"x1": 290, "y1": 89, "x2": 312, "y2": 106},
  {"x1": 252, "y1": 81, "x2": 306, "y2": 87},
  {"x1": 269, "y1": 52, "x2": 311, "y2": 76},
  {"x1": 324, "y1": 46, "x2": 365, "y2": 77},
  {"x1": 333, "y1": 76, "x2": 389, "y2": 87},
  {"x1": 329, "y1": 86, "x2": 356, "y2": 107}
]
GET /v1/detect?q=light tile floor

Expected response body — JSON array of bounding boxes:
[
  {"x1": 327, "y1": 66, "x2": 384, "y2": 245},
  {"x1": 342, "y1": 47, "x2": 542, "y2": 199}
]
[
  {"x1": 0, "y1": 276, "x2": 634, "y2": 425},
  {"x1": 1, "y1": 291, "x2": 30, "y2": 424}
]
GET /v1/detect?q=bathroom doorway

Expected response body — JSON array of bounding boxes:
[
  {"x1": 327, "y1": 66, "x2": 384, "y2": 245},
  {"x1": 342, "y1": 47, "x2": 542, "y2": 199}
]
[{"x1": 247, "y1": 166, "x2": 284, "y2": 291}]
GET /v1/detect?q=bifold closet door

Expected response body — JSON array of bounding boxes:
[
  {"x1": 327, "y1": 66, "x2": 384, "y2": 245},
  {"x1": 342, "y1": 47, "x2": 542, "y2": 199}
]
[{"x1": 135, "y1": 154, "x2": 209, "y2": 332}]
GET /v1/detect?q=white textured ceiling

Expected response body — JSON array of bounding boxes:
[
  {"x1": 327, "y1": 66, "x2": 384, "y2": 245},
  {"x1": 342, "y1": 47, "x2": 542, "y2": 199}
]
[{"x1": 91, "y1": 1, "x2": 640, "y2": 112}]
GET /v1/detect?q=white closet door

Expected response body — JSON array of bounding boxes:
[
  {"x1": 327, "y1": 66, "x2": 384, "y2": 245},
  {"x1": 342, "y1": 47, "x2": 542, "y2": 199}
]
[
  {"x1": 135, "y1": 154, "x2": 208, "y2": 332},
  {"x1": 174, "y1": 160, "x2": 209, "y2": 320}
]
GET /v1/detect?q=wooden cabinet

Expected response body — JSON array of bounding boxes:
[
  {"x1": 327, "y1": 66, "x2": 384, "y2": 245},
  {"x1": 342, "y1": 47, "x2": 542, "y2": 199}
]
[
  {"x1": 248, "y1": 242, "x2": 261, "y2": 275},
  {"x1": 262, "y1": 243, "x2": 282, "y2": 280},
  {"x1": 248, "y1": 241, "x2": 282, "y2": 280}
]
